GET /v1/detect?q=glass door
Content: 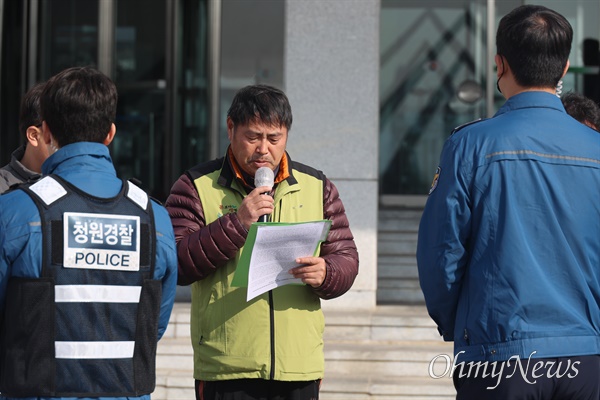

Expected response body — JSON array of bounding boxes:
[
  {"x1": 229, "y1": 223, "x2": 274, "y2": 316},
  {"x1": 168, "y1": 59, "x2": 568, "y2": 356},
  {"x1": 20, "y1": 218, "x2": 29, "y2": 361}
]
[
  {"x1": 380, "y1": 0, "x2": 490, "y2": 196},
  {"x1": 380, "y1": 0, "x2": 599, "y2": 197},
  {"x1": 111, "y1": 0, "x2": 169, "y2": 199},
  {"x1": 37, "y1": 0, "x2": 170, "y2": 198},
  {"x1": 35, "y1": 0, "x2": 208, "y2": 201}
]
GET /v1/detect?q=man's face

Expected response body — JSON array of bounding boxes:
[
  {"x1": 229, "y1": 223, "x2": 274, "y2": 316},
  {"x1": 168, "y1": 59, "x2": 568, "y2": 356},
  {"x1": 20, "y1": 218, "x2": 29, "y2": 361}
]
[{"x1": 227, "y1": 117, "x2": 288, "y2": 176}]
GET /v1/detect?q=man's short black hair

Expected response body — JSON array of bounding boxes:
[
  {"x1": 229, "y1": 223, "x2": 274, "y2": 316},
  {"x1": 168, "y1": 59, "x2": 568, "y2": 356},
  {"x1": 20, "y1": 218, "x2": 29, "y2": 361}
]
[
  {"x1": 562, "y1": 91, "x2": 600, "y2": 131},
  {"x1": 40, "y1": 66, "x2": 118, "y2": 147},
  {"x1": 496, "y1": 5, "x2": 572, "y2": 89},
  {"x1": 18, "y1": 82, "x2": 45, "y2": 140},
  {"x1": 227, "y1": 84, "x2": 293, "y2": 131}
]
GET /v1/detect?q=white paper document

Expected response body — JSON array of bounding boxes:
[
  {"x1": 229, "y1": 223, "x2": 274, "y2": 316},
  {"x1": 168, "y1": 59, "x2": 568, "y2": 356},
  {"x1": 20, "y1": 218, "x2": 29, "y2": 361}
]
[{"x1": 244, "y1": 221, "x2": 331, "y2": 302}]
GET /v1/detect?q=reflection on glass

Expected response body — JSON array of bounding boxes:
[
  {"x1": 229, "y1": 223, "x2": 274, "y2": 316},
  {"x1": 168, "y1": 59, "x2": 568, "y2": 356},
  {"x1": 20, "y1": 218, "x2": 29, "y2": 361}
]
[
  {"x1": 111, "y1": 0, "x2": 167, "y2": 199},
  {"x1": 42, "y1": 0, "x2": 99, "y2": 75},
  {"x1": 380, "y1": 1, "x2": 488, "y2": 195},
  {"x1": 177, "y1": 0, "x2": 209, "y2": 174}
]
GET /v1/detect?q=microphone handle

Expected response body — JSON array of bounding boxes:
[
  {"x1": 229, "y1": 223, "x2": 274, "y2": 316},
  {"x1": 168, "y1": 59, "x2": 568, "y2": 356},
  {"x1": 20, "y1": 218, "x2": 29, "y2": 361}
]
[{"x1": 258, "y1": 190, "x2": 272, "y2": 223}]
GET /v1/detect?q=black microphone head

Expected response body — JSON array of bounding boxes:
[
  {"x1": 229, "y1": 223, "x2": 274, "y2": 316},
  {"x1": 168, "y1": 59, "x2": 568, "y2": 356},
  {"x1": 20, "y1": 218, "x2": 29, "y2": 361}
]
[{"x1": 255, "y1": 167, "x2": 274, "y2": 189}]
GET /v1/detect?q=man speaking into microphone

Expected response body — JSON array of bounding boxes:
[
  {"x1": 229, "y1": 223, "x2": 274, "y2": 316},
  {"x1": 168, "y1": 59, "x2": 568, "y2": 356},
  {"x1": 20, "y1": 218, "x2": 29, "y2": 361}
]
[{"x1": 166, "y1": 84, "x2": 359, "y2": 400}]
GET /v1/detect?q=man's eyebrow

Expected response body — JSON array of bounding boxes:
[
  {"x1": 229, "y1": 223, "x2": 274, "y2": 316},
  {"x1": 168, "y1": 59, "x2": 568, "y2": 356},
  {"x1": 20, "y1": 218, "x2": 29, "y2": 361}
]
[{"x1": 245, "y1": 130, "x2": 283, "y2": 136}]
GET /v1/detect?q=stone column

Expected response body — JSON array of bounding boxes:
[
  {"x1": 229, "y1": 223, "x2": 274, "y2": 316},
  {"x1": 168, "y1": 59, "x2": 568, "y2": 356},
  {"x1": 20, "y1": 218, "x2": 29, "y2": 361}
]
[{"x1": 284, "y1": 0, "x2": 380, "y2": 310}]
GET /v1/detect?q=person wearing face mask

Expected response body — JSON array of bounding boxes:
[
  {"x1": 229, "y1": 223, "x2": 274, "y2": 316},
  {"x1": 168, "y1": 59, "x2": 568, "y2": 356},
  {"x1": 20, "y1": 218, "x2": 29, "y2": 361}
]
[
  {"x1": 0, "y1": 82, "x2": 49, "y2": 193},
  {"x1": 166, "y1": 84, "x2": 359, "y2": 400},
  {"x1": 417, "y1": 4, "x2": 600, "y2": 399},
  {"x1": 0, "y1": 66, "x2": 177, "y2": 400}
]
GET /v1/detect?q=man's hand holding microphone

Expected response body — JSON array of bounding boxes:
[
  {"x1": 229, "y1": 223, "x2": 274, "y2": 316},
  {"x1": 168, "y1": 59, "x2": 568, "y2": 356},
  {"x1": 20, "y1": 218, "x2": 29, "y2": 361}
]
[{"x1": 237, "y1": 166, "x2": 274, "y2": 230}]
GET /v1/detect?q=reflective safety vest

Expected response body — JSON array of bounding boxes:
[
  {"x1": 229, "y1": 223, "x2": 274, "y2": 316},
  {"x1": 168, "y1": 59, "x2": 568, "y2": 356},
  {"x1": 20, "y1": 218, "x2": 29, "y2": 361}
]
[{"x1": 0, "y1": 175, "x2": 161, "y2": 397}]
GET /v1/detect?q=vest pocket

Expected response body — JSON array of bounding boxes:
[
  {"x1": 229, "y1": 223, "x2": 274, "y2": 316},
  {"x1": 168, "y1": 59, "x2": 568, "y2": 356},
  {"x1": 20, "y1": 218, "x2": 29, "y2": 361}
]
[{"x1": 0, "y1": 277, "x2": 56, "y2": 396}]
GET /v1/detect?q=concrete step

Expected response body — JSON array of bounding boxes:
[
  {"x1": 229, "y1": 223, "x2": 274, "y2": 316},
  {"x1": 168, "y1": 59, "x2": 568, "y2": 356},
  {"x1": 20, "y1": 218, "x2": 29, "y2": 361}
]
[
  {"x1": 163, "y1": 303, "x2": 443, "y2": 342},
  {"x1": 324, "y1": 340, "x2": 454, "y2": 378},
  {"x1": 155, "y1": 303, "x2": 455, "y2": 399},
  {"x1": 153, "y1": 369, "x2": 456, "y2": 400},
  {"x1": 157, "y1": 338, "x2": 454, "y2": 379},
  {"x1": 156, "y1": 337, "x2": 194, "y2": 373},
  {"x1": 323, "y1": 304, "x2": 441, "y2": 342},
  {"x1": 321, "y1": 374, "x2": 455, "y2": 400},
  {"x1": 154, "y1": 369, "x2": 195, "y2": 399}
]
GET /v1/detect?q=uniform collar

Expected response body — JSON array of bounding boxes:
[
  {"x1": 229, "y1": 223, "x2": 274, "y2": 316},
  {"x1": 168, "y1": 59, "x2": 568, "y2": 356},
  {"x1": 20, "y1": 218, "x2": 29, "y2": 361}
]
[
  {"x1": 42, "y1": 142, "x2": 115, "y2": 176},
  {"x1": 495, "y1": 91, "x2": 566, "y2": 117}
]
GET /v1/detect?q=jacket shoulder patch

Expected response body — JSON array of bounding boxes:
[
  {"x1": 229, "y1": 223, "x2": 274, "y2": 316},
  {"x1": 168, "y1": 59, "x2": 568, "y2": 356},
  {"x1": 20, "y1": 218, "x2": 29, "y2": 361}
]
[
  {"x1": 28, "y1": 176, "x2": 68, "y2": 206},
  {"x1": 428, "y1": 167, "x2": 441, "y2": 195}
]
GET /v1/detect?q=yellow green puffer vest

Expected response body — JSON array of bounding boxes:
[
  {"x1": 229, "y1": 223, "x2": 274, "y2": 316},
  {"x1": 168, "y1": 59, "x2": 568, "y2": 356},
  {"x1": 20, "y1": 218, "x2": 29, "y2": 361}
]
[{"x1": 190, "y1": 162, "x2": 325, "y2": 381}]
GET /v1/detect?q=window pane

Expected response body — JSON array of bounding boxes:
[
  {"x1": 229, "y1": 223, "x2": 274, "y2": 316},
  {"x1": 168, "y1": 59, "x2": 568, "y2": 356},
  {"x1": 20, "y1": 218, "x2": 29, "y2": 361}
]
[
  {"x1": 115, "y1": 0, "x2": 165, "y2": 82},
  {"x1": 41, "y1": 0, "x2": 99, "y2": 76},
  {"x1": 380, "y1": 0, "x2": 488, "y2": 195},
  {"x1": 112, "y1": 0, "x2": 167, "y2": 199},
  {"x1": 177, "y1": 0, "x2": 209, "y2": 173}
]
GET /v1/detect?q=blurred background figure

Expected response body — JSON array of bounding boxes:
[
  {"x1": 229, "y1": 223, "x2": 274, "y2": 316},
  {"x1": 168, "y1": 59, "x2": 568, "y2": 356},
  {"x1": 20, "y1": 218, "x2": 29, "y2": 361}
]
[
  {"x1": 0, "y1": 82, "x2": 48, "y2": 193},
  {"x1": 562, "y1": 91, "x2": 600, "y2": 131}
]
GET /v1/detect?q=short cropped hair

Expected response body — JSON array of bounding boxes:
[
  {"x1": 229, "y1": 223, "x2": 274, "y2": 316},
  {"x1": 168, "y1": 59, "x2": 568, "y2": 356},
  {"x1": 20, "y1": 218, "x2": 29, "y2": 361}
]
[
  {"x1": 18, "y1": 82, "x2": 45, "y2": 140},
  {"x1": 40, "y1": 66, "x2": 118, "y2": 147},
  {"x1": 227, "y1": 84, "x2": 293, "y2": 131},
  {"x1": 496, "y1": 5, "x2": 572, "y2": 89},
  {"x1": 562, "y1": 92, "x2": 600, "y2": 131}
]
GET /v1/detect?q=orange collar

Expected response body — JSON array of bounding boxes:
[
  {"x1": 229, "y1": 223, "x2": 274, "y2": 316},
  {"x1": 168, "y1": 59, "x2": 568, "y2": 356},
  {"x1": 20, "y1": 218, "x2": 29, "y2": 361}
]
[{"x1": 227, "y1": 147, "x2": 290, "y2": 186}]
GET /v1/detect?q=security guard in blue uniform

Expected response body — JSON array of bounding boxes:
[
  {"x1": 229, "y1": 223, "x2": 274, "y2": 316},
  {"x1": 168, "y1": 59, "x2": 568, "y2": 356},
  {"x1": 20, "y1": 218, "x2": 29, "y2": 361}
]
[
  {"x1": 0, "y1": 67, "x2": 177, "y2": 400},
  {"x1": 417, "y1": 5, "x2": 600, "y2": 400}
]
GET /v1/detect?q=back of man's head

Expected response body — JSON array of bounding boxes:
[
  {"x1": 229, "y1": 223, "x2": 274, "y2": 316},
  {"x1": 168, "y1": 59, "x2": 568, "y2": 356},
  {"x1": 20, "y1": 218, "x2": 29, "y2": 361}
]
[
  {"x1": 18, "y1": 82, "x2": 45, "y2": 141},
  {"x1": 496, "y1": 5, "x2": 572, "y2": 89},
  {"x1": 227, "y1": 84, "x2": 293, "y2": 131},
  {"x1": 40, "y1": 66, "x2": 118, "y2": 147},
  {"x1": 562, "y1": 92, "x2": 600, "y2": 131}
]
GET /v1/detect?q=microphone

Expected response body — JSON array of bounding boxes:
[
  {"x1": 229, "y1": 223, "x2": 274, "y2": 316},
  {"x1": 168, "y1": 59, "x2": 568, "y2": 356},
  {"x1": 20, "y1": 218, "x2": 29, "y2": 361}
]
[{"x1": 254, "y1": 167, "x2": 274, "y2": 223}]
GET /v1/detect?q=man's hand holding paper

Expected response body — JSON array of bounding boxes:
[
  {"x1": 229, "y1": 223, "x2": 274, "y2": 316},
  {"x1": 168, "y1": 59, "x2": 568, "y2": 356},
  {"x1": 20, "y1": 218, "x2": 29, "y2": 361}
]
[
  {"x1": 232, "y1": 220, "x2": 332, "y2": 301},
  {"x1": 290, "y1": 256, "x2": 326, "y2": 287}
]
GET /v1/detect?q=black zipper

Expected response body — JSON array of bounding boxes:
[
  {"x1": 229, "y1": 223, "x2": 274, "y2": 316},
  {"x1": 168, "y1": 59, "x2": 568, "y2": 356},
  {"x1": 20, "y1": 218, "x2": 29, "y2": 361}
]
[
  {"x1": 267, "y1": 192, "x2": 281, "y2": 380},
  {"x1": 269, "y1": 290, "x2": 275, "y2": 380}
]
